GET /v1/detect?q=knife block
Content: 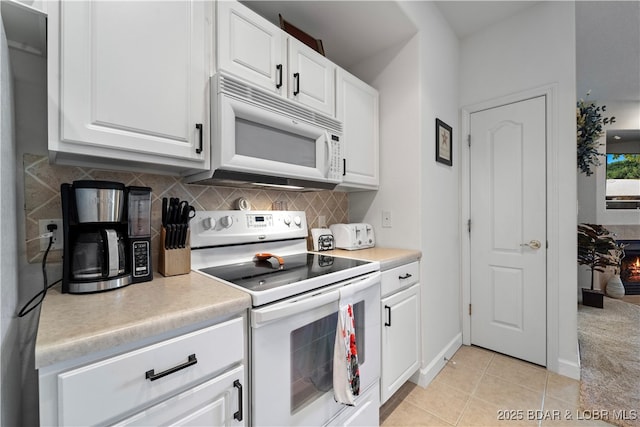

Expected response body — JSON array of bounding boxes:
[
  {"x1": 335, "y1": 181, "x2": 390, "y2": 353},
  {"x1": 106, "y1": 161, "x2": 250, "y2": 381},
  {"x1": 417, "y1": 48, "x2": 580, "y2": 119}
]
[{"x1": 158, "y1": 226, "x2": 191, "y2": 277}]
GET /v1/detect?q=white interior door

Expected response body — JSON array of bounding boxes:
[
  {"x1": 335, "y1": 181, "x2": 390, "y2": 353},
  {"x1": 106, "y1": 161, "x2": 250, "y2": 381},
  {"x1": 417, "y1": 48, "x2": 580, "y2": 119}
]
[{"x1": 469, "y1": 96, "x2": 546, "y2": 366}]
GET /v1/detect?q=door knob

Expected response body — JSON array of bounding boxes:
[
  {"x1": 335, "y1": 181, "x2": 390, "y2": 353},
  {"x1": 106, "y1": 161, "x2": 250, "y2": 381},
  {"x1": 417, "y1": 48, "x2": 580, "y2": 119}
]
[{"x1": 520, "y1": 240, "x2": 542, "y2": 250}]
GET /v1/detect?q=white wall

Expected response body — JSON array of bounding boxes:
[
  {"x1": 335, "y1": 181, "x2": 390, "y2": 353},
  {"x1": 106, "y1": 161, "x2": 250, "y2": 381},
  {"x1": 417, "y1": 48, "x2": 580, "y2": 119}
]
[
  {"x1": 460, "y1": 2, "x2": 579, "y2": 377},
  {"x1": 10, "y1": 45, "x2": 49, "y2": 427},
  {"x1": 350, "y1": 0, "x2": 462, "y2": 386},
  {"x1": 348, "y1": 36, "x2": 421, "y2": 251},
  {"x1": 578, "y1": 101, "x2": 640, "y2": 226},
  {"x1": 0, "y1": 16, "x2": 20, "y2": 427}
]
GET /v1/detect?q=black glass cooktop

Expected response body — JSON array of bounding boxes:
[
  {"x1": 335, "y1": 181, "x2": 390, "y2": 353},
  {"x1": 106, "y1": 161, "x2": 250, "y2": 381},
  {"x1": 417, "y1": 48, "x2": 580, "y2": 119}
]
[{"x1": 199, "y1": 253, "x2": 370, "y2": 293}]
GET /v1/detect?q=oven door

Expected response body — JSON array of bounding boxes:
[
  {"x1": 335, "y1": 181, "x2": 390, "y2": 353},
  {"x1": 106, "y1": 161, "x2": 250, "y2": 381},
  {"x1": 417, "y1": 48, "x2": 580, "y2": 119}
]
[
  {"x1": 216, "y1": 93, "x2": 342, "y2": 184},
  {"x1": 250, "y1": 272, "x2": 380, "y2": 427}
]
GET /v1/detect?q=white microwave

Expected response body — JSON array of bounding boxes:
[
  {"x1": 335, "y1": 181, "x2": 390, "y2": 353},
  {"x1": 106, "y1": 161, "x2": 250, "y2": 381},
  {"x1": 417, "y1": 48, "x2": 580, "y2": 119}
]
[{"x1": 187, "y1": 73, "x2": 343, "y2": 190}]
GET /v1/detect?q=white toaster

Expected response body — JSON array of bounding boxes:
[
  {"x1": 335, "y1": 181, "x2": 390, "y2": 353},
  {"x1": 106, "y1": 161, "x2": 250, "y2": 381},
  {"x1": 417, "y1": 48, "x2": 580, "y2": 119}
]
[{"x1": 329, "y1": 223, "x2": 375, "y2": 250}]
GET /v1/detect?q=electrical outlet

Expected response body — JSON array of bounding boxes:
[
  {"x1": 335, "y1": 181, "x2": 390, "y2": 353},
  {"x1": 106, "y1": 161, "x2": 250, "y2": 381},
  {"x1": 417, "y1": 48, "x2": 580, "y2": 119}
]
[
  {"x1": 38, "y1": 219, "x2": 63, "y2": 251},
  {"x1": 318, "y1": 215, "x2": 326, "y2": 228},
  {"x1": 382, "y1": 210, "x2": 392, "y2": 228}
]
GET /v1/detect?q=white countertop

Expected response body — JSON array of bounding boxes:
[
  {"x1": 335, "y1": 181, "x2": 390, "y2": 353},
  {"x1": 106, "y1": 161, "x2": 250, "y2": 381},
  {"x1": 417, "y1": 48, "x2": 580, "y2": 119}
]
[
  {"x1": 35, "y1": 247, "x2": 420, "y2": 369},
  {"x1": 35, "y1": 272, "x2": 251, "y2": 368},
  {"x1": 317, "y1": 247, "x2": 422, "y2": 271}
]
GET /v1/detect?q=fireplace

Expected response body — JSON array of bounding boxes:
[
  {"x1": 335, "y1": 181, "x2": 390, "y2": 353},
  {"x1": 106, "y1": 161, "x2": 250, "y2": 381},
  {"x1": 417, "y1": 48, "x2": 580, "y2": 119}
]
[{"x1": 618, "y1": 240, "x2": 640, "y2": 295}]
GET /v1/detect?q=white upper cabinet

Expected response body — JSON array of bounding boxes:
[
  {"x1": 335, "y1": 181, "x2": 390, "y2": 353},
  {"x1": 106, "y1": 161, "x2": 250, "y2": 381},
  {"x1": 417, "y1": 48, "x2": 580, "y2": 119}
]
[
  {"x1": 48, "y1": 0, "x2": 211, "y2": 174},
  {"x1": 336, "y1": 68, "x2": 379, "y2": 190},
  {"x1": 287, "y1": 37, "x2": 335, "y2": 116},
  {"x1": 217, "y1": 0, "x2": 285, "y2": 95},
  {"x1": 216, "y1": 0, "x2": 334, "y2": 116}
]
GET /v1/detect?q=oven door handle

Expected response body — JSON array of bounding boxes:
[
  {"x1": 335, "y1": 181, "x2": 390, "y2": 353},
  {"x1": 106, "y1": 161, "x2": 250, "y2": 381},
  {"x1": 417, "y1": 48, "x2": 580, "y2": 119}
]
[
  {"x1": 342, "y1": 271, "x2": 381, "y2": 296},
  {"x1": 252, "y1": 289, "x2": 340, "y2": 327}
]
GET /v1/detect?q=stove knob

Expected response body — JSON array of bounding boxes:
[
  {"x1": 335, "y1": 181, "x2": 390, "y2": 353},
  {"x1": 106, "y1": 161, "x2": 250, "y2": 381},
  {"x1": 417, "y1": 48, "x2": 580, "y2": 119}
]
[
  {"x1": 283, "y1": 216, "x2": 291, "y2": 226},
  {"x1": 220, "y1": 215, "x2": 234, "y2": 229},
  {"x1": 293, "y1": 216, "x2": 302, "y2": 227},
  {"x1": 202, "y1": 217, "x2": 215, "y2": 230}
]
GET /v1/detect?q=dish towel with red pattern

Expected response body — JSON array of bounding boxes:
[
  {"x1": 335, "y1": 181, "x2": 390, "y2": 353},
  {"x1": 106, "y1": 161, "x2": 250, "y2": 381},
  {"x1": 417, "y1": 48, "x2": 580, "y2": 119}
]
[{"x1": 333, "y1": 301, "x2": 360, "y2": 406}]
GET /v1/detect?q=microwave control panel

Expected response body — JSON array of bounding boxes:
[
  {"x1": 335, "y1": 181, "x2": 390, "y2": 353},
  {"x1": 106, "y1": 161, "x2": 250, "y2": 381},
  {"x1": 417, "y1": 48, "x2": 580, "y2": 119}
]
[{"x1": 328, "y1": 134, "x2": 342, "y2": 181}]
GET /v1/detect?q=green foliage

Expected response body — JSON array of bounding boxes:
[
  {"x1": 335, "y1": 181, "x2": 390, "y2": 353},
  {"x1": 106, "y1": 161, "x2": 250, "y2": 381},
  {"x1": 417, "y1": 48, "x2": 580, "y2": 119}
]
[
  {"x1": 607, "y1": 156, "x2": 640, "y2": 179},
  {"x1": 577, "y1": 92, "x2": 616, "y2": 176}
]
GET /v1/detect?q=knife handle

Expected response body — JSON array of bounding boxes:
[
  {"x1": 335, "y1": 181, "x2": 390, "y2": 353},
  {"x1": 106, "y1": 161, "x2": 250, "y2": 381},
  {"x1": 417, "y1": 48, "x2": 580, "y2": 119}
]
[{"x1": 162, "y1": 198, "x2": 168, "y2": 227}]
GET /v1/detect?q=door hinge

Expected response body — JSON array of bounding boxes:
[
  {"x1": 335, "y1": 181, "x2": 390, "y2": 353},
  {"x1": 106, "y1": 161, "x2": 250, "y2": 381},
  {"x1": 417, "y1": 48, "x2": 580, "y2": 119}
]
[
  {"x1": 469, "y1": 303, "x2": 472, "y2": 316},
  {"x1": 467, "y1": 219, "x2": 471, "y2": 233},
  {"x1": 467, "y1": 135, "x2": 471, "y2": 147}
]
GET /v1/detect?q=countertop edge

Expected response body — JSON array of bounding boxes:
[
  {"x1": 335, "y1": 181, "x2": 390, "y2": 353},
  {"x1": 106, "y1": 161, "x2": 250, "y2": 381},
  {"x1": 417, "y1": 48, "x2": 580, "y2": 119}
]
[
  {"x1": 315, "y1": 248, "x2": 422, "y2": 271},
  {"x1": 35, "y1": 273, "x2": 251, "y2": 369}
]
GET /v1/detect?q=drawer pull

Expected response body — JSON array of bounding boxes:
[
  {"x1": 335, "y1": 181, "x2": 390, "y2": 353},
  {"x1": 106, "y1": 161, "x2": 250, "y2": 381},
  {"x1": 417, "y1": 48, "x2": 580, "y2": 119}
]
[
  {"x1": 399, "y1": 273, "x2": 413, "y2": 280},
  {"x1": 145, "y1": 353, "x2": 197, "y2": 382},
  {"x1": 384, "y1": 305, "x2": 391, "y2": 327},
  {"x1": 233, "y1": 379, "x2": 243, "y2": 421}
]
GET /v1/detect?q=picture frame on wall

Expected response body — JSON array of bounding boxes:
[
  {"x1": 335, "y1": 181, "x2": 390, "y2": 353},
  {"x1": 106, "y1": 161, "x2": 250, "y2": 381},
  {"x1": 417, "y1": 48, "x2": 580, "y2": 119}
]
[{"x1": 435, "y1": 118, "x2": 453, "y2": 166}]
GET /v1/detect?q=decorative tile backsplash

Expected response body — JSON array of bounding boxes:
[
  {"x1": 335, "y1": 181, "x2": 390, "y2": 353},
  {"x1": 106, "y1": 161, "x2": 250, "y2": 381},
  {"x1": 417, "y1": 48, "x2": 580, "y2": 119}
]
[{"x1": 23, "y1": 154, "x2": 348, "y2": 265}]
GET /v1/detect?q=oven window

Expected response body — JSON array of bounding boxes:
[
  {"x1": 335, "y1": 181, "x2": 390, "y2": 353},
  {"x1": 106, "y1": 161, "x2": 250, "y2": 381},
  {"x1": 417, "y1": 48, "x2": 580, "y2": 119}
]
[
  {"x1": 290, "y1": 301, "x2": 365, "y2": 413},
  {"x1": 236, "y1": 118, "x2": 316, "y2": 167}
]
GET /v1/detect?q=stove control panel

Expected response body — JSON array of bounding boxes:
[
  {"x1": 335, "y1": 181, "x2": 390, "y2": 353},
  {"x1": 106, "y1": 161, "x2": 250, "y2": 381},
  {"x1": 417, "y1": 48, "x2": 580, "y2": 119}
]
[{"x1": 191, "y1": 210, "x2": 308, "y2": 248}]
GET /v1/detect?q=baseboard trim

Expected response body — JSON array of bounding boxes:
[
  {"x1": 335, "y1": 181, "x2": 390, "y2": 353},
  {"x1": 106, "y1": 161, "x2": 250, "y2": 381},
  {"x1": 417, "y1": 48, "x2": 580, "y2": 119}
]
[
  {"x1": 412, "y1": 333, "x2": 462, "y2": 388},
  {"x1": 555, "y1": 344, "x2": 580, "y2": 380}
]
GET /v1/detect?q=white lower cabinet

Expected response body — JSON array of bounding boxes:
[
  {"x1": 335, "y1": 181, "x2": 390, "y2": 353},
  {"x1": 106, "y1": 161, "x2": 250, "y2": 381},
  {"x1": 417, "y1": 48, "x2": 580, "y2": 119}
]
[
  {"x1": 39, "y1": 316, "x2": 246, "y2": 426},
  {"x1": 380, "y1": 262, "x2": 421, "y2": 405},
  {"x1": 115, "y1": 365, "x2": 245, "y2": 427}
]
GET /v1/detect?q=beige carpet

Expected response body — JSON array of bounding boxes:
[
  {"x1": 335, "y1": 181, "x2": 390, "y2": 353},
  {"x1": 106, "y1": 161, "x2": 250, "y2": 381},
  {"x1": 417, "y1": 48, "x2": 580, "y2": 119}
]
[{"x1": 578, "y1": 297, "x2": 640, "y2": 427}]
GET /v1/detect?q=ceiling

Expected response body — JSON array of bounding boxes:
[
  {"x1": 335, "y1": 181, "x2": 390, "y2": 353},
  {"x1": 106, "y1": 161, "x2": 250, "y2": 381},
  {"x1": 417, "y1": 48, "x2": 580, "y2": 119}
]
[
  {"x1": 434, "y1": 1, "x2": 539, "y2": 39},
  {"x1": 241, "y1": 1, "x2": 418, "y2": 70},
  {"x1": 242, "y1": 1, "x2": 640, "y2": 106},
  {"x1": 575, "y1": 1, "x2": 640, "y2": 103},
  {"x1": 437, "y1": 1, "x2": 640, "y2": 104}
]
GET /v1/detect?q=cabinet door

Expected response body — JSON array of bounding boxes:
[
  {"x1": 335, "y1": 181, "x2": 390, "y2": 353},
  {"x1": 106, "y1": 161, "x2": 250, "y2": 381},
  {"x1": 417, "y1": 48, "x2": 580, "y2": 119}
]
[
  {"x1": 217, "y1": 0, "x2": 284, "y2": 94},
  {"x1": 336, "y1": 69, "x2": 379, "y2": 190},
  {"x1": 381, "y1": 283, "x2": 421, "y2": 404},
  {"x1": 52, "y1": 1, "x2": 209, "y2": 170},
  {"x1": 114, "y1": 366, "x2": 246, "y2": 427},
  {"x1": 287, "y1": 37, "x2": 335, "y2": 116}
]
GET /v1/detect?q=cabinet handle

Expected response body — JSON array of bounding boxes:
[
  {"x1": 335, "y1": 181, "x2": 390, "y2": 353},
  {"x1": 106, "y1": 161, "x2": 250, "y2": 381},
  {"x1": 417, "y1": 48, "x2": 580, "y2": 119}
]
[
  {"x1": 233, "y1": 379, "x2": 243, "y2": 421},
  {"x1": 343, "y1": 158, "x2": 346, "y2": 176},
  {"x1": 276, "y1": 64, "x2": 283, "y2": 89},
  {"x1": 384, "y1": 305, "x2": 391, "y2": 327},
  {"x1": 145, "y1": 353, "x2": 197, "y2": 382},
  {"x1": 195, "y1": 123, "x2": 203, "y2": 154},
  {"x1": 399, "y1": 273, "x2": 412, "y2": 280},
  {"x1": 293, "y1": 72, "x2": 300, "y2": 96}
]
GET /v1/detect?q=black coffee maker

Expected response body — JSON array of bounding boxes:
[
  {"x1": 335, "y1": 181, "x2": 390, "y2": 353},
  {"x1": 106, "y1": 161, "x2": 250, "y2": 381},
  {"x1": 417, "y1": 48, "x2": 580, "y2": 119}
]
[{"x1": 61, "y1": 180, "x2": 153, "y2": 294}]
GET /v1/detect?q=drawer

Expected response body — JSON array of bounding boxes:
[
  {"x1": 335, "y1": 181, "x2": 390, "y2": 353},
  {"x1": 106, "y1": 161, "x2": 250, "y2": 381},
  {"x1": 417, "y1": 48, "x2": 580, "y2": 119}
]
[
  {"x1": 58, "y1": 317, "x2": 244, "y2": 426},
  {"x1": 381, "y1": 261, "x2": 419, "y2": 297}
]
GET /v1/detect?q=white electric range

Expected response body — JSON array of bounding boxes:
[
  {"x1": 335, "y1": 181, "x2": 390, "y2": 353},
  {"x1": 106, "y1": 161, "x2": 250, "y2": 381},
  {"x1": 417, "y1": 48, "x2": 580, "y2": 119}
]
[{"x1": 191, "y1": 210, "x2": 381, "y2": 426}]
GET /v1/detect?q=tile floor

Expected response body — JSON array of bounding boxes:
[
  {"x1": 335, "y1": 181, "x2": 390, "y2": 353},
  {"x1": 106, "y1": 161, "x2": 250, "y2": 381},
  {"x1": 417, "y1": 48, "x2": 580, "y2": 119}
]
[{"x1": 380, "y1": 345, "x2": 613, "y2": 427}]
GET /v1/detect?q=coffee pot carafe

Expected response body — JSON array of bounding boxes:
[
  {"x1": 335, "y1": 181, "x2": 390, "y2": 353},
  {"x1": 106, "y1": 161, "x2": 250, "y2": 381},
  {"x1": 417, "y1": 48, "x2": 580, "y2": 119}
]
[{"x1": 70, "y1": 230, "x2": 126, "y2": 281}]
